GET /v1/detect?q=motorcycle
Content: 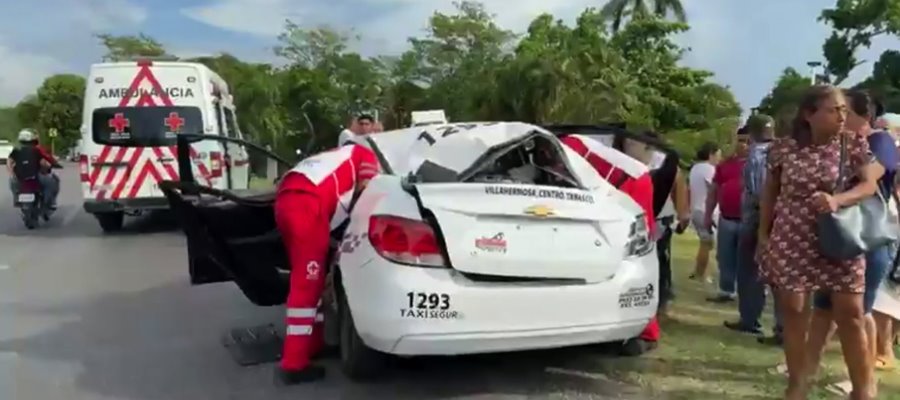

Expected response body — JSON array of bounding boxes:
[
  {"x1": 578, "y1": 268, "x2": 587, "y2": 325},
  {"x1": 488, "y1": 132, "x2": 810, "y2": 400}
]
[
  {"x1": 15, "y1": 177, "x2": 48, "y2": 229},
  {"x1": 13, "y1": 165, "x2": 62, "y2": 230}
]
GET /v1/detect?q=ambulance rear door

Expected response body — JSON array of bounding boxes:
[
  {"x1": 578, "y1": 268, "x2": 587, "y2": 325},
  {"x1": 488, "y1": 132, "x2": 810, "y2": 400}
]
[{"x1": 82, "y1": 60, "x2": 213, "y2": 202}]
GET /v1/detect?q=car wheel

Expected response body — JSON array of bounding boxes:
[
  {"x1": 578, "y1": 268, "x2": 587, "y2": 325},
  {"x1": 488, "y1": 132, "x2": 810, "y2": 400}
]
[
  {"x1": 338, "y1": 289, "x2": 388, "y2": 381},
  {"x1": 96, "y1": 212, "x2": 124, "y2": 233},
  {"x1": 616, "y1": 338, "x2": 656, "y2": 357}
]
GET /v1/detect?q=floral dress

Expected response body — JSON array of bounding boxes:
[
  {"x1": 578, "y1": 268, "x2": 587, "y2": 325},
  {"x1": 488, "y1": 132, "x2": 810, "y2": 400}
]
[{"x1": 758, "y1": 133, "x2": 872, "y2": 293}]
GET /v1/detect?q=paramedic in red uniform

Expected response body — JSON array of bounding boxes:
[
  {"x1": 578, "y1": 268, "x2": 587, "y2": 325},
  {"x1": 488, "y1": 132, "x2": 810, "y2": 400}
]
[
  {"x1": 273, "y1": 142, "x2": 381, "y2": 384},
  {"x1": 559, "y1": 134, "x2": 661, "y2": 349}
]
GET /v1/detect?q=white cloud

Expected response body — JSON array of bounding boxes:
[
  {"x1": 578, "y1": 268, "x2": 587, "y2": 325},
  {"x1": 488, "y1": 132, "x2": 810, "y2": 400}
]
[
  {"x1": 72, "y1": 0, "x2": 148, "y2": 31},
  {"x1": 0, "y1": 0, "x2": 147, "y2": 106},
  {"x1": 0, "y1": 39, "x2": 62, "y2": 105},
  {"x1": 181, "y1": 0, "x2": 597, "y2": 54},
  {"x1": 181, "y1": 0, "x2": 311, "y2": 37}
]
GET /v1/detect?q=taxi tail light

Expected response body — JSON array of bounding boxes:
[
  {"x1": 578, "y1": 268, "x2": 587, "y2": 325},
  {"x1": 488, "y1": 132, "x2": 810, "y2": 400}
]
[
  {"x1": 368, "y1": 215, "x2": 447, "y2": 268},
  {"x1": 627, "y1": 214, "x2": 654, "y2": 257},
  {"x1": 210, "y1": 151, "x2": 223, "y2": 178},
  {"x1": 79, "y1": 155, "x2": 89, "y2": 182}
]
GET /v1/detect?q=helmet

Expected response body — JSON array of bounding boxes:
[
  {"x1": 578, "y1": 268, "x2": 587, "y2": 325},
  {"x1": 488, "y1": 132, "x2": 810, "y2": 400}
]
[{"x1": 18, "y1": 129, "x2": 36, "y2": 142}]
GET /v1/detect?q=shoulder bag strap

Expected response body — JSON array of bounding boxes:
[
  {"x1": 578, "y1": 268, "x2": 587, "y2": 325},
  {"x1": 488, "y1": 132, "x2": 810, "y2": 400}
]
[{"x1": 833, "y1": 134, "x2": 847, "y2": 194}]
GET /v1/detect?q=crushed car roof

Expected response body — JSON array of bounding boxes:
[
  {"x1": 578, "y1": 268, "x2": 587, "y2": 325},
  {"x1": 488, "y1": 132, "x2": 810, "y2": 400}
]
[{"x1": 364, "y1": 121, "x2": 558, "y2": 176}]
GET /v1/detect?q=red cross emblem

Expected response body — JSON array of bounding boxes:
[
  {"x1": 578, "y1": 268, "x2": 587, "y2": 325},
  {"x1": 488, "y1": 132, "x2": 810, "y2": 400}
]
[
  {"x1": 164, "y1": 112, "x2": 185, "y2": 132},
  {"x1": 108, "y1": 113, "x2": 130, "y2": 133}
]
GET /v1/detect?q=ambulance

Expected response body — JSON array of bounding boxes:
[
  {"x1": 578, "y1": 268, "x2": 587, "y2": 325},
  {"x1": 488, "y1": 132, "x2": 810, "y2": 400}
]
[{"x1": 79, "y1": 58, "x2": 250, "y2": 232}]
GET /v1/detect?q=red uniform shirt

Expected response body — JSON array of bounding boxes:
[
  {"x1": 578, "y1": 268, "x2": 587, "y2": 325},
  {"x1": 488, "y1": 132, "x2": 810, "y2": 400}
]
[
  {"x1": 560, "y1": 135, "x2": 656, "y2": 234},
  {"x1": 713, "y1": 156, "x2": 745, "y2": 220},
  {"x1": 278, "y1": 144, "x2": 380, "y2": 230}
]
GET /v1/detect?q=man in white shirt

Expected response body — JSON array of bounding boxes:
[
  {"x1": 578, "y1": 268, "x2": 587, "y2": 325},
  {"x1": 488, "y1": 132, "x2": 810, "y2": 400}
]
[
  {"x1": 337, "y1": 114, "x2": 383, "y2": 146},
  {"x1": 687, "y1": 142, "x2": 721, "y2": 282}
]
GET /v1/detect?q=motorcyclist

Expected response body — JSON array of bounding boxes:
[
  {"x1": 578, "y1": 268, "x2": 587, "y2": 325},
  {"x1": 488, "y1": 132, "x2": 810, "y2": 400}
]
[
  {"x1": 559, "y1": 133, "x2": 661, "y2": 349},
  {"x1": 6, "y1": 129, "x2": 60, "y2": 209},
  {"x1": 274, "y1": 141, "x2": 381, "y2": 385}
]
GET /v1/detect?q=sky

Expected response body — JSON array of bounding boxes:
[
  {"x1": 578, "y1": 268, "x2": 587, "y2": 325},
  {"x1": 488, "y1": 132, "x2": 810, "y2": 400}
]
[{"x1": 2, "y1": 0, "x2": 900, "y2": 117}]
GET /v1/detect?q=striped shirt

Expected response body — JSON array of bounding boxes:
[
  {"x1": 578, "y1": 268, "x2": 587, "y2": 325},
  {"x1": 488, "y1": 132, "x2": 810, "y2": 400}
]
[{"x1": 741, "y1": 141, "x2": 771, "y2": 223}]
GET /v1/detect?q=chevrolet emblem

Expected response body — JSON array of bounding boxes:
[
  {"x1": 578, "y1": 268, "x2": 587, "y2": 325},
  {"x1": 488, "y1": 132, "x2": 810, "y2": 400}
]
[{"x1": 524, "y1": 205, "x2": 556, "y2": 218}]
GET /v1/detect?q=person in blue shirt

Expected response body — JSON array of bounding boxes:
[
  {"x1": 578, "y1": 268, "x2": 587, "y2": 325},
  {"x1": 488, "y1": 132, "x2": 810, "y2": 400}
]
[{"x1": 723, "y1": 114, "x2": 783, "y2": 341}]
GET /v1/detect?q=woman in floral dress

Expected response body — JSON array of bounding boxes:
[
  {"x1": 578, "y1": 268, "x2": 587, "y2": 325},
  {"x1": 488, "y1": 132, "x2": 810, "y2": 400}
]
[{"x1": 757, "y1": 85, "x2": 884, "y2": 400}]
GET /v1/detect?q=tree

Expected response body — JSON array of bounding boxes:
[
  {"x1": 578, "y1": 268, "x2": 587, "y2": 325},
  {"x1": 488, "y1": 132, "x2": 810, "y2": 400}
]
[
  {"x1": 189, "y1": 53, "x2": 288, "y2": 148},
  {"x1": 0, "y1": 107, "x2": 22, "y2": 141},
  {"x1": 600, "y1": 0, "x2": 687, "y2": 33},
  {"x1": 854, "y1": 49, "x2": 900, "y2": 111},
  {"x1": 33, "y1": 74, "x2": 86, "y2": 152},
  {"x1": 403, "y1": 1, "x2": 516, "y2": 120},
  {"x1": 757, "y1": 67, "x2": 811, "y2": 119},
  {"x1": 819, "y1": 0, "x2": 900, "y2": 84},
  {"x1": 275, "y1": 24, "x2": 354, "y2": 69},
  {"x1": 96, "y1": 33, "x2": 173, "y2": 61},
  {"x1": 14, "y1": 2, "x2": 739, "y2": 162},
  {"x1": 14, "y1": 96, "x2": 41, "y2": 133}
]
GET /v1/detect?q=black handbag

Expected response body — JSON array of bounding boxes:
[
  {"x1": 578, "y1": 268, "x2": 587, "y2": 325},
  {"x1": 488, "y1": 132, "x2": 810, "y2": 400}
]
[
  {"x1": 816, "y1": 134, "x2": 899, "y2": 260},
  {"x1": 891, "y1": 238, "x2": 900, "y2": 284}
]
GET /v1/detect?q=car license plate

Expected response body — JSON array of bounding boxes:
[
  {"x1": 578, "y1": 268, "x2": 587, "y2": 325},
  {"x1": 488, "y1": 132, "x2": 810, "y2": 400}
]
[{"x1": 17, "y1": 193, "x2": 35, "y2": 203}]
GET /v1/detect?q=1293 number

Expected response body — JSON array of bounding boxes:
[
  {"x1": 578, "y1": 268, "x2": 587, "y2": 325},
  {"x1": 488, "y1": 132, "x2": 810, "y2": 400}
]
[{"x1": 406, "y1": 292, "x2": 450, "y2": 310}]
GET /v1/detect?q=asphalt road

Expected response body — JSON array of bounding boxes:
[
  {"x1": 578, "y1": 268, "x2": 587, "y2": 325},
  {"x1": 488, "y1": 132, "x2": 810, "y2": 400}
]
[{"x1": 0, "y1": 164, "x2": 646, "y2": 400}]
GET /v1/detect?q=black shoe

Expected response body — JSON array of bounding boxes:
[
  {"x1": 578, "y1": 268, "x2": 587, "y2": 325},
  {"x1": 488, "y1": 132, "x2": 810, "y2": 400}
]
[
  {"x1": 723, "y1": 320, "x2": 763, "y2": 335},
  {"x1": 276, "y1": 365, "x2": 326, "y2": 385},
  {"x1": 757, "y1": 334, "x2": 784, "y2": 347},
  {"x1": 706, "y1": 294, "x2": 735, "y2": 303}
]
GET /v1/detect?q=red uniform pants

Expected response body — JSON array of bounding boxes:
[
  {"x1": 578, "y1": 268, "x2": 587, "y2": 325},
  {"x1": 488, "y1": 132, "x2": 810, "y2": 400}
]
[
  {"x1": 274, "y1": 190, "x2": 332, "y2": 371},
  {"x1": 640, "y1": 317, "x2": 660, "y2": 342}
]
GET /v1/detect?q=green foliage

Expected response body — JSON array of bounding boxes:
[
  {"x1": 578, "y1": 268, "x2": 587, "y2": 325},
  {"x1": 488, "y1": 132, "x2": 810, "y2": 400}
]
[
  {"x1": 18, "y1": 1, "x2": 738, "y2": 163},
  {"x1": 13, "y1": 75, "x2": 86, "y2": 152},
  {"x1": 0, "y1": 107, "x2": 22, "y2": 140},
  {"x1": 96, "y1": 33, "x2": 174, "y2": 62},
  {"x1": 819, "y1": 0, "x2": 900, "y2": 84},
  {"x1": 854, "y1": 49, "x2": 900, "y2": 111},
  {"x1": 757, "y1": 67, "x2": 811, "y2": 119},
  {"x1": 600, "y1": 0, "x2": 687, "y2": 33}
]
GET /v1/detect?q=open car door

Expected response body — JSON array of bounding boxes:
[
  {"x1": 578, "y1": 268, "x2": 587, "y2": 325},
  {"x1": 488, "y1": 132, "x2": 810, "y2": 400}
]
[{"x1": 159, "y1": 134, "x2": 295, "y2": 306}]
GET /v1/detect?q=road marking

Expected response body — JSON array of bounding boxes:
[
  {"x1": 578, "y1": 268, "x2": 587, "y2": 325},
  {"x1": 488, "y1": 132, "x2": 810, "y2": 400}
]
[{"x1": 0, "y1": 265, "x2": 9, "y2": 271}]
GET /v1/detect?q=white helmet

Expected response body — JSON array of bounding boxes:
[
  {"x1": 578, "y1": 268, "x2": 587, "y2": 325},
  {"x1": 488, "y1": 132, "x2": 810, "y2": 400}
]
[{"x1": 17, "y1": 129, "x2": 35, "y2": 142}]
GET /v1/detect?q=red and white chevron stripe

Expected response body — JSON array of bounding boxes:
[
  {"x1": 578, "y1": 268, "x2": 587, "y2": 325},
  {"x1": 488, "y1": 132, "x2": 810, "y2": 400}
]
[{"x1": 88, "y1": 145, "x2": 213, "y2": 200}]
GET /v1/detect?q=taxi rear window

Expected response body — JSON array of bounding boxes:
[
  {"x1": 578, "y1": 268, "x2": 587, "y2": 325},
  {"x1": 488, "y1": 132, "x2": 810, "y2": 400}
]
[{"x1": 92, "y1": 106, "x2": 203, "y2": 147}]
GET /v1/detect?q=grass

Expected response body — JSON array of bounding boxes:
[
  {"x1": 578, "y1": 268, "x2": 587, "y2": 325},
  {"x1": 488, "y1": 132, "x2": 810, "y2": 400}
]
[
  {"x1": 249, "y1": 175, "x2": 275, "y2": 190},
  {"x1": 594, "y1": 233, "x2": 900, "y2": 400}
]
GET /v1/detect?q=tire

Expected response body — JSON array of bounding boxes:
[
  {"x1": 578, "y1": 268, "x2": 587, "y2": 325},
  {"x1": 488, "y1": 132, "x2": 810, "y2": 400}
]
[
  {"x1": 338, "y1": 289, "x2": 388, "y2": 381},
  {"x1": 616, "y1": 338, "x2": 656, "y2": 357},
  {"x1": 96, "y1": 212, "x2": 124, "y2": 233},
  {"x1": 22, "y1": 205, "x2": 38, "y2": 230},
  {"x1": 24, "y1": 214, "x2": 37, "y2": 230}
]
